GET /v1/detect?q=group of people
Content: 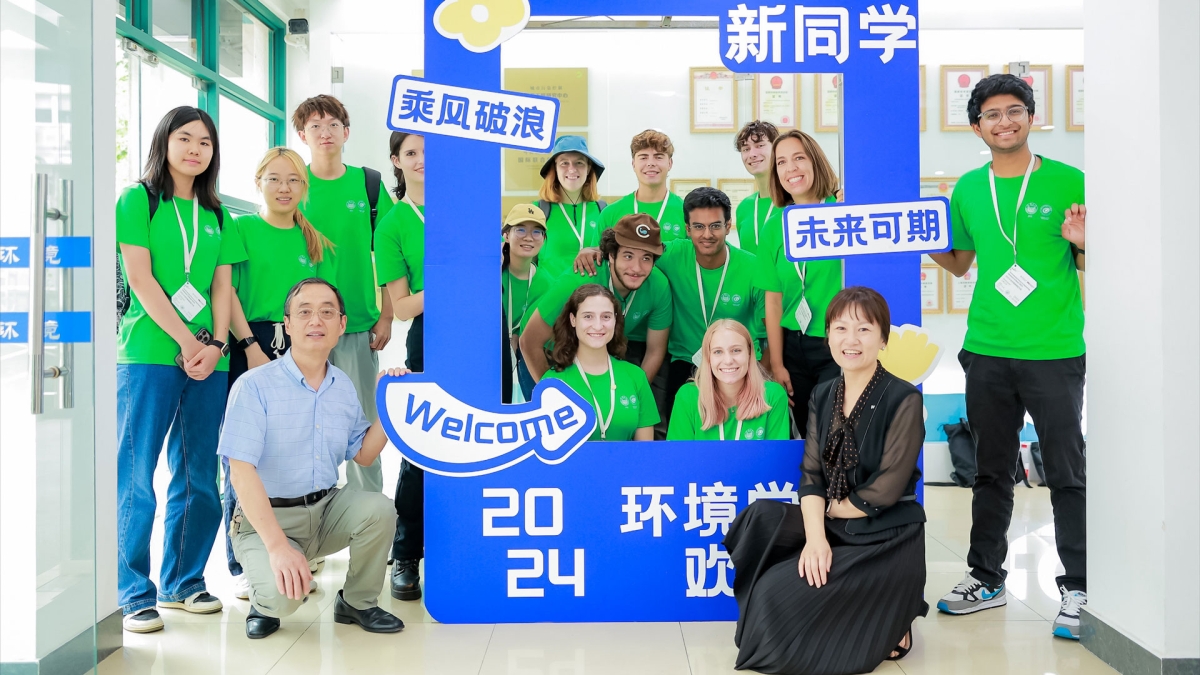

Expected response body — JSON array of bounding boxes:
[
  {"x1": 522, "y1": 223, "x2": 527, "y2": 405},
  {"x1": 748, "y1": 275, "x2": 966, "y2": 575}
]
[{"x1": 114, "y1": 72, "x2": 1088, "y2": 675}]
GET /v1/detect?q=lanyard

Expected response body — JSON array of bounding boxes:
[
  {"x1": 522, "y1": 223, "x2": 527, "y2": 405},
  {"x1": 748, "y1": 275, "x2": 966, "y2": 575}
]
[
  {"x1": 505, "y1": 266, "x2": 535, "y2": 336},
  {"x1": 606, "y1": 273, "x2": 637, "y2": 317},
  {"x1": 403, "y1": 195, "x2": 425, "y2": 223},
  {"x1": 988, "y1": 154, "x2": 1036, "y2": 262},
  {"x1": 718, "y1": 416, "x2": 744, "y2": 441},
  {"x1": 557, "y1": 202, "x2": 588, "y2": 249},
  {"x1": 792, "y1": 261, "x2": 808, "y2": 290},
  {"x1": 634, "y1": 194, "x2": 669, "y2": 225},
  {"x1": 752, "y1": 194, "x2": 774, "y2": 245},
  {"x1": 173, "y1": 197, "x2": 200, "y2": 281},
  {"x1": 574, "y1": 356, "x2": 616, "y2": 439},
  {"x1": 696, "y1": 248, "x2": 730, "y2": 326}
]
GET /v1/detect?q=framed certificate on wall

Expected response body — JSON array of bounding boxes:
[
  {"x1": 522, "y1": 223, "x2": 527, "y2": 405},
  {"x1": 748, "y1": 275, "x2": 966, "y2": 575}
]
[
  {"x1": 1067, "y1": 65, "x2": 1085, "y2": 131},
  {"x1": 919, "y1": 65, "x2": 927, "y2": 132},
  {"x1": 670, "y1": 178, "x2": 711, "y2": 198},
  {"x1": 947, "y1": 264, "x2": 978, "y2": 314},
  {"x1": 755, "y1": 74, "x2": 800, "y2": 130},
  {"x1": 718, "y1": 178, "x2": 757, "y2": 212},
  {"x1": 690, "y1": 68, "x2": 738, "y2": 133},
  {"x1": 921, "y1": 264, "x2": 944, "y2": 314},
  {"x1": 1004, "y1": 64, "x2": 1053, "y2": 130},
  {"x1": 815, "y1": 73, "x2": 840, "y2": 133},
  {"x1": 920, "y1": 176, "x2": 958, "y2": 200},
  {"x1": 941, "y1": 65, "x2": 989, "y2": 131}
]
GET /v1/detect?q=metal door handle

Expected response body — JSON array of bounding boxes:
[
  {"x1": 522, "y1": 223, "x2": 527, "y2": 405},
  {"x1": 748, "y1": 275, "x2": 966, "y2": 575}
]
[{"x1": 30, "y1": 175, "x2": 72, "y2": 414}]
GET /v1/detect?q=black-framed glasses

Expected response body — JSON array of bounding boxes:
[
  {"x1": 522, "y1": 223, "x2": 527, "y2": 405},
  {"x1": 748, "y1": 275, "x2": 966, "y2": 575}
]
[{"x1": 980, "y1": 105, "x2": 1029, "y2": 124}]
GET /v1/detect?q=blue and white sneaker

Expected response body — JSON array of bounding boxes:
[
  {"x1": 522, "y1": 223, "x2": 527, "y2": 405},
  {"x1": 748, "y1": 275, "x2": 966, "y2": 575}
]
[
  {"x1": 937, "y1": 573, "x2": 1007, "y2": 614},
  {"x1": 1053, "y1": 586, "x2": 1087, "y2": 640}
]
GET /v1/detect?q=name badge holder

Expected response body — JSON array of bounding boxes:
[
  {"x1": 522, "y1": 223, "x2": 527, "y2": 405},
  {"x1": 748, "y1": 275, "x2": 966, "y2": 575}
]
[
  {"x1": 558, "y1": 202, "x2": 588, "y2": 250},
  {"x1": 793, "y1": 262, "x2": 813, "y2": 333},
  {"x1": 691, "y1": 251, "x2": 730, "y2": 367},
  {"x1": 574, "y1": 356, "x2": 616, "y2": 439},
  {"x1": 989, "y1": 155, "x2": 1038, "y2": 307},
  {"x1": 170, "y1": 197, "x2": 207, "y2": 322}
]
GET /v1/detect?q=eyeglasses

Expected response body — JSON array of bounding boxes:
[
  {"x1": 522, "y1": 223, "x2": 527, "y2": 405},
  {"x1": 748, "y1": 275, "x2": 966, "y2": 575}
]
[
  {"x1": 289, "y1": 308, "x2": 342, "y2": 321},
  {"x1": 980, "y1": 106, "x2": 1029, "y2": 124},
  {"x1": 688, "y1": 222, "x2": 727, "y2": 234},
  {"x1": 261, "y1": 177, "x2": 306, "y2": 189},
  {"x1": 306, "y1": 122, "x2": 345, "y2": 134},
  {"x1": 510, "y1": 227, "x2": 546, "y2": 240}
]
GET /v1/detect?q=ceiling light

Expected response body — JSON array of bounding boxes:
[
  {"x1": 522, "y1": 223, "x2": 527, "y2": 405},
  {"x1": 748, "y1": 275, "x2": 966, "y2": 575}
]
[
  {"x1": 1041, "y1": 125, "x2": 1055, "y2": 130},
  {"x1": 934, "y1": 171, "x2": 945, "y2": 176}
]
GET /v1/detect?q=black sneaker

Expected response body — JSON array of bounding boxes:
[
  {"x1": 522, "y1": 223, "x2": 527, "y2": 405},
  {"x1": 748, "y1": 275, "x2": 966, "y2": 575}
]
[{"x1": 123, "y1": 608, "x2": 164, "y2": 633}]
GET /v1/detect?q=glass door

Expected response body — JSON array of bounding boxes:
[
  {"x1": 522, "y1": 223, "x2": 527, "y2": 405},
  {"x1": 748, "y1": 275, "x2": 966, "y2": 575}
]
[{"x1": 0, "y1": 0, "x2": 99, "y2": 669}]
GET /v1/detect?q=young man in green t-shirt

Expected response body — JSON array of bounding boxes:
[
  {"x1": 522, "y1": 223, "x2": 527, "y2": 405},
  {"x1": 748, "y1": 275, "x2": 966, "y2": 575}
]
[
  {"x1": 600, "y1": 130, "x2": 687, "y2": 243},
  {"x1": 731, "y1": 120, "x2": 779, "y2": 255},
  {"x1": 930, "y1": 75, "x2": 1088, "y2": 641},
  {"x1": 293, "y1": 95, "x2": 395, "y2": 493}
]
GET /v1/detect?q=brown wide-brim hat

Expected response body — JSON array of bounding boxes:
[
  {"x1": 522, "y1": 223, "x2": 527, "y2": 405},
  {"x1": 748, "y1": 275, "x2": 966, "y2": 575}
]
[{"x1": 612, "y1": 213, "x2": 664, "y2": 255}]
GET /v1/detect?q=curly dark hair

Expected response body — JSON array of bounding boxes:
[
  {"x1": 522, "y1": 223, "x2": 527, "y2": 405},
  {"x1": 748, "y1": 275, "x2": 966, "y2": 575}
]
[
  {"x1": 548, "y1": 284, "x2": 627, "y2": 370},
  {"x1": 967, "y1": 74, "x2": 1036, "y2": 127},
  {"x1": 734, "y1": 120, "x2": 779, "y2": 151}
]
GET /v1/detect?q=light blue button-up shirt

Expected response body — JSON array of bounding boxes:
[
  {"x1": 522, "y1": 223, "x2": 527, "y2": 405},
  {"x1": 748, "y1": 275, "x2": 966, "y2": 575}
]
[{"x1": 218, "y1": 351, "x2": 370, "y2": 499}]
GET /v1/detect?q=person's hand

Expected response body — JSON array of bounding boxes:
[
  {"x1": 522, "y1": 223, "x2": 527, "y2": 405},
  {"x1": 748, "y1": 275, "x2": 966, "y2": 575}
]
[
  {"x1": 184, "y1": 344, "x2": 221, "y2": 380},
  {"x1": 376, "y1": 367, "x2": 411, "y2": 385},
  {"x1": 246, "y1": 344, "x2": 271, "y2": 369},
  {"x1": 369, "y1": 315, "x2": 393, "y2": 351},
  {"x1": 798, "y1": 537, "x2": 832, "y2": 588},
  {"x1": 178, "y1": 337, "x2": 205, "y2": 365},
  {"x1": 572, "y1": 247, "x2": 604, "y2": 276},
  {"x1": 772, "y1": 363, "x2": 794, "y2": 407},
  {"x1": 267, "y1": 541, "x2": 312, "y2": 600},
  {"x1": 1062, "y1": 204, "x2": 1086, "y2": 248}
]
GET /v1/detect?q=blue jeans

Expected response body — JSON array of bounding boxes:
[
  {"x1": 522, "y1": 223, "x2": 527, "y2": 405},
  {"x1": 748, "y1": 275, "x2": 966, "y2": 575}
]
[
  {"x1": 222, "y1": 461, "x2": 242, "y2": 576},
  {"x1": 117, "y1": 364, "x2": 226, "y2": 614}
]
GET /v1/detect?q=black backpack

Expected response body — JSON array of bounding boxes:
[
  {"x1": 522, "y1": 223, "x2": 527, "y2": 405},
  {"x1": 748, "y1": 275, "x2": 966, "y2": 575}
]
[
  {"x1": 534, "y1": 198, "x2": 607, "y2": 220},
  {"x1": 942, "y1": 418, "x2": 977, "y2": 488}
]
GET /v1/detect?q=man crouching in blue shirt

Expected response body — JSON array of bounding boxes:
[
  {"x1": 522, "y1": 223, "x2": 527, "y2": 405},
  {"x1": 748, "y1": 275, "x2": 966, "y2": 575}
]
[{"x1": 219, "y1": 278, "x2": 406, "y2": 639}]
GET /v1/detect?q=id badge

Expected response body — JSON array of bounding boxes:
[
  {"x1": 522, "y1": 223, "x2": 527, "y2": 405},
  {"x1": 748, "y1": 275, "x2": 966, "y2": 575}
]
[
  {"x1": 171, "y1": 281, "x2": 207, "y2": 321},
  {"x1": 692, "y1": 348, "x2": 704, "y2": 368},
  {"x1": 995, "y1": 264, "x2": 1037, "y2": 307},
  {"x1": 795, "y1": 298, "x2": 813, "y2": 333}
]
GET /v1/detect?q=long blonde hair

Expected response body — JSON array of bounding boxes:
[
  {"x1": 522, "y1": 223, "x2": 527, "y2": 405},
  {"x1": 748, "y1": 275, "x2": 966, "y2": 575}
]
[
  {"x1": 254, "y1": 147, "x2": 333, "y2": 263},
  {"x1": 694, "y1": 320, "x2": 773, "y2": 429}
]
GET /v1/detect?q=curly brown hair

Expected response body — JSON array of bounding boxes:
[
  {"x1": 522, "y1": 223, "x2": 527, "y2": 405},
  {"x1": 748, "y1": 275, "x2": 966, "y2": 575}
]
[
  {"x1": 549, "y1": 284, "x2": 627, "y2": 370},
  {"x1": 734, "y1": 120, "x2": 779, "y2": 151}
]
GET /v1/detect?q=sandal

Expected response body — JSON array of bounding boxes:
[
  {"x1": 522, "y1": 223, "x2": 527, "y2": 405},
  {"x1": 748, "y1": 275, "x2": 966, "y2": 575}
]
[{"x1": 886, "y1": 629, "x2": 913, "y2": 661}]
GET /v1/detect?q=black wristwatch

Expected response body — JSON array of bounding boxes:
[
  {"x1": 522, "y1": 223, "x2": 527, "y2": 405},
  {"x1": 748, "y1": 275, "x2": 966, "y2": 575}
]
[
  {"x1": 237, "y1": 335, "x2": 258, "y2": 350},
  {"x1": 209, "y1": 339, "x2": 231, "y2": 357}
]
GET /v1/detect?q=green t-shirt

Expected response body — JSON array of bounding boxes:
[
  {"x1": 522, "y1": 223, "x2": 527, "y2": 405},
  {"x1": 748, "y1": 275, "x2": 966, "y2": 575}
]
[
  {"x1": 951, "y1": 156, "x2": 1085, "y2": 359},
  {"x1": 116, "y1": 184, "x2": 244, "y2": 369},
  {"x1": 753, "y1": 200, "x2": 843, "y2": 337},
  {"x1": 600, "y1": 191, "x2": 687, "y2": 243},
  {"x1": 374, "y1": 198, "x2": 424, "y2": 292},
  {"x1": 302, "y1": 165, "x2": 394, "y2": 333},
  {"x1": 503, "y1": 264, "x2": 553, "y2": 336},
  {"x1": 533, "y1": 262, "x2": 673, "y2": 343},
  {"x1": 666, "y1": 381, "x2": 791, "y2": 441},
  {"x1": 229, "y1": 214, "x2": 335, "y2": 323},
  {"x1": 733, "y1": 192, "x2": 776, "y2": 256},
  {"x1": 543, "y1": 357, "x2": 659, "y2": 441},
  {"x1": 656, "y1": 240, "x2": 765, "y2": 362},
  {"x1": 537, "y1": 201, "x2": 605, "y2": 279}
]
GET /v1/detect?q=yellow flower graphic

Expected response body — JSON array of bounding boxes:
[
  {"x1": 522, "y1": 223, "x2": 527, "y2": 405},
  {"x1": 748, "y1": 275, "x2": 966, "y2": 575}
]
[
  {"x1": 433, "y1": 0, "x2": 530, "y2": 53},
  {"x1": 878, "y1": 324, "x2": 944, "y2": 386}
]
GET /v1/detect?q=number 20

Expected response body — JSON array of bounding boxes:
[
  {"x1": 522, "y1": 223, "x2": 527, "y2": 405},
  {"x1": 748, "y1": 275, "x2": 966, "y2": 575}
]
[{"x1": 482, "y1": 487, "x2": 563, "y2": 536}]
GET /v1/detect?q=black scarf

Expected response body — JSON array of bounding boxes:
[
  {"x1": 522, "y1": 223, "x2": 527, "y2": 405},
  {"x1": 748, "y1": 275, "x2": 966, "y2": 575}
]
[{"x1": 822, "y1": 362, "x2": 886, "y2": 502}]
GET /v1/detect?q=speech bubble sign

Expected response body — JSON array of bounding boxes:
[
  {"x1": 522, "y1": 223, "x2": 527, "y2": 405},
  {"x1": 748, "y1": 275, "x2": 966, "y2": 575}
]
[{"x1": 783, "y1": 197, "x2": 952, "y2": 261}]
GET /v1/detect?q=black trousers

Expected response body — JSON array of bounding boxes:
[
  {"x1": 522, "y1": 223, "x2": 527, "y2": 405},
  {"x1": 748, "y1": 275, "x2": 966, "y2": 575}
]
[
  {"x1": 665, "y1": 359, "x2": 697, "y2": 425},
  {"x1": 393, "y1": 314, "x2": 425, "y2": 561},
  {"x1": 960, "y1": 349, "x2": 1087, "y2": 592},
  {"x1": 782, "y1": 329, "x2": 841, "y2": 439},
  {"x1": 227, "y1": 320, "x2": 289, "y2": 391},
  {"x1": 625, "y1": 340, "x2": 671, "y2": 440}
]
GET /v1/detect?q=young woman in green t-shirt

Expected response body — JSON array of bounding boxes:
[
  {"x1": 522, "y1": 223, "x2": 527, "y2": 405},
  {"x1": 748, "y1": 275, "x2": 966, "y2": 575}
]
[
  {"x1": 542, "y1": 285, "x2": 659, "y2": 441},
  {"x1": 115, "y1": 107, "x2": 240, "y2": 633},
  {"x1": 501, "y1": 204, "x2": 551, "y2": 403},
  {"x1": 535, "y1": 135, "x2": 606, "y2": 279},
  {"x1": 755, "y1": 130, "x2": 844, "y2": 438},
  {"x1": 667, "y1": 319, "x2": 789, "y2": 441}
]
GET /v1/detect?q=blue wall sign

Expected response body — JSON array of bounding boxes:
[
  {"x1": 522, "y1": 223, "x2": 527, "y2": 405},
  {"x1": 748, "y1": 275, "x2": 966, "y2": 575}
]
[
  {"x1": 0, "y1": 237, "x2": 92, "y2": 269},
  {"x1": 0, "y1": 312, "x2": 92, "y2": 344}
]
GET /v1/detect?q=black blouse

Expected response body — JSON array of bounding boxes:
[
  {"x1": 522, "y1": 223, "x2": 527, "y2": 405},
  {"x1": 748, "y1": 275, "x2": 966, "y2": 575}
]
[{"x1": 798, "y1": 368, "x2": 926, "y2": 534}]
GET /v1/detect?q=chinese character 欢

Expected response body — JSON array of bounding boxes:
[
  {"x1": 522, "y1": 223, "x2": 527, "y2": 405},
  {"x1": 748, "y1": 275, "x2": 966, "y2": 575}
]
[
  {"x1": 870, "y1": 212, "x2": 903, "y2": 244},
  {"x1": 397, "y1": 88, "x2": 436, "y2": 124},
  {"x1": 620, "y1": 487, "x2": 678, "y2": 537},
  {"x1": 748, "y1": 481, "x2": 799, "y2": 505},
  {"x1": 685, "y1": 544, "x2": 735, "y2": 598},
  {"x1": 474, "y1": 100, "x2": 510, "y2": 134},
  {"x1": 791, "y1": 215, "x2": 830, "y2": 249},
  {"x1": 435, "y1": 94, "x2": 472, "y2": 131},
  {"x1": 906, "y1": 208, "x2": 941, "y2": 243},
  {"x1": 683, "y1": 482, "x2": 739, "y2": 537},
  {"x1": 859, "y1": 4, "x2": 916, "y2": 64},
  {"x1": 831, "y1": 214, "x2": 868, "y2": 247},
  {"x1": 0, "y1": 246, "x2": 20, "y2": 265},
  {"x1": 795, "y1": 6, "x2": 849, "y2": 64},
  {"x1": 510, "y1": 105, "x2": 546, "y2": 140},
  {"x1": 724, "y1": 4, "x2": 786, "y2": 64}
]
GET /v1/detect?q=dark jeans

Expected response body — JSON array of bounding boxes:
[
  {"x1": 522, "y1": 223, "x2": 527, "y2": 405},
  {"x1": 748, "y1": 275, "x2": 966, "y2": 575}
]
[
  {"x1": 782, "y1": 329, "x2": 841, "y2": 439},
  {"x1": 393, "y1": 315, "x2": 425, "y2": 561},
  {"x1": 626, "y1": 340, "x2": 670, "y2": 439},
  {"x1": 959, "y1": 349, "x2": 1087, "y2": 592}
]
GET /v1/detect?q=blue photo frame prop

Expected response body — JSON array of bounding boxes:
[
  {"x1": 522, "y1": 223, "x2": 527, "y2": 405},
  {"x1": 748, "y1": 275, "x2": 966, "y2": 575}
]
[{"x1": 378, "y1": 0, "x2": 924, "y2": 623}]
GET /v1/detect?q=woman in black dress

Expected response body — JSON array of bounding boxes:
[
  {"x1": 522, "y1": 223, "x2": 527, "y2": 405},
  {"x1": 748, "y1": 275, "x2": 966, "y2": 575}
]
[{"x1": 724, "y1": 286, "x2": 928, "y2": 675}]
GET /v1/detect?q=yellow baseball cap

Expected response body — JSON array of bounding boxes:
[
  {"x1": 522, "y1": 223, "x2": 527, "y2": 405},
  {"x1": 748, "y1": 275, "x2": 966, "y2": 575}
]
[{"x1": 503, "y1": 203, "x2": 547, "y2": 229}]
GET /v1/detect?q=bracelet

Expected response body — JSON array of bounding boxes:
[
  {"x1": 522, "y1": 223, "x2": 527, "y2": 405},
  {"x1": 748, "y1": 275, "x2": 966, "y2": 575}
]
[{"x1": 1076, "y1": 248, "x2": 1085, "y2": 255}]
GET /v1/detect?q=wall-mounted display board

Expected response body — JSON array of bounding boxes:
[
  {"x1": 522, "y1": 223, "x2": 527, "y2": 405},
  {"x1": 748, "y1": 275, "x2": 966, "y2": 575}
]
[
  {"x1": 947, "y1": 264, "x2": 978, "y2": 314},
  {"x1": 718, "y1": 178, "x2": 757, "y2": 213},
  {"x1": 921, "y1": 264, "x2": 944, "y2": 314},
  {"x1": 670, "y1": 178, "x2": 711, "y2": 198},
  {"x1": 920, "y1": 176, "x2": 957, "y2": 200},
  {"x1": 919, "y1": 65, "x2": 926, "y2": 132},
  {"x1": 815, "y1": 73, "x2": 840, "y2": 133},
  {"x1": 754, "y1": 74, "x2": 799, "y2": 130},
  {"x1": 1004, "y1": 64, "x2": 1053, "y2": 130},
  {"x1": 1067, "y1": 65, "x2": 1084, "y2": 131},
  {"x1": 941, "y1": 65, "x2": 989, "y2": 131},
  {"x1": 503, "y1": 68, "x2": 589, "y2": 128},
  {"x1": 690, "y1": 68, "x2": 737, "y2": 133}
]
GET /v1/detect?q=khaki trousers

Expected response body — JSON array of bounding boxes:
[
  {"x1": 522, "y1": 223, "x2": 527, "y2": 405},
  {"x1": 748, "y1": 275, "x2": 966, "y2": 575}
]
[
  {"x1": 230, "y1": 487, "x2": 396, "y2": 618},
  {"x1": 332, "y1": 331, "x2": 384, "y2": 493}
]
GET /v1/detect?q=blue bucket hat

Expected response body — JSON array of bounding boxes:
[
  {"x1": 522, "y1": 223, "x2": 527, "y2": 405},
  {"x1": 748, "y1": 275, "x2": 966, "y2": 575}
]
[{"x1": 540, "y1": 135, "x2": 605, "y2": 180}]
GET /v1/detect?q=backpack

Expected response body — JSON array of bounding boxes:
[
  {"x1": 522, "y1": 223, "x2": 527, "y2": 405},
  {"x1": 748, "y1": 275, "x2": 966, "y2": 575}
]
[
  {"x1": 116, "y1": 181, "x2": 226, "y2": 328},
  {"x1": 534, "y1": 199, "x2": 607, "y2": 221},
  {"x1": 942, "y1": 418, "x2": 977, "y2": 488}
]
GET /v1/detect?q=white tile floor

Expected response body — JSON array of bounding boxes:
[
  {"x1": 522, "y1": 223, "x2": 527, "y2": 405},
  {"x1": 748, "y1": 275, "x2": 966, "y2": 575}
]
[{"x1": 94, "y1": 486, "x2": 1118, "y2": 675}]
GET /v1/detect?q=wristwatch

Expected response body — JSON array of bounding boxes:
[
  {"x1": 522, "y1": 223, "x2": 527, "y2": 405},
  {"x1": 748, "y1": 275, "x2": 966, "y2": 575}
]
[
  {"x1": 237, "y1": 335, "x2": 258, "y2": 350},
  {"x1": 209, "y1": 339, "x2": 231, "y2": 357}
]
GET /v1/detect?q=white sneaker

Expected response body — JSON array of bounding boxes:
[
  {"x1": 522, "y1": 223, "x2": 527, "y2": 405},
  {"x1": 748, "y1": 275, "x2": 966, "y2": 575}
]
[
  {"x1": 159, "y1": 591, "x2": 223, "y2": 614},
  {"x1": 123, "y1": 608, "x2": 164, "y2": 633},
  {"x1": 232, "y1": 574, "x2": 251, "y2": 600},
  {"x1": 1053, "y1": 586, "x2": 1087, "y2": 640},
  {"x1": 937, "y1": 573, "x2": 1007, "y2": 615}
]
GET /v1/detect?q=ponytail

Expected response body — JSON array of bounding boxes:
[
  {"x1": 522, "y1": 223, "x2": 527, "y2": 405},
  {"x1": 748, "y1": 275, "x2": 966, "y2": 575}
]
[
  {"x1": 389, "y1": 131, "x2": 413, "y2": 199},
  {"x1": 294, "y1": 209, "x2": 334, "y2": 263}
]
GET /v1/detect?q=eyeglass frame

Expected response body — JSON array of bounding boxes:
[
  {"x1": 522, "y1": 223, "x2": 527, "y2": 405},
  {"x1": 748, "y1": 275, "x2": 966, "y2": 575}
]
[
  {"x1": 978, "y1": 105, "x2": 1030, "y2": 125},
  {"x1": 287, "y1": 307, "x2": 344, "y2": 321},
  {"x1": 687, "y1": 221, "x2": 729, "y2": 234},
  {"x1": 259, "y1": 176, "x2": 307, "y2": 190}
]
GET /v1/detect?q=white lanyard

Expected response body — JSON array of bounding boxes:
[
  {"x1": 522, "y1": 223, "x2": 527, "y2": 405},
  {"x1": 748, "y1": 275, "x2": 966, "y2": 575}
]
[
  {"x1": 752, "y1": 194, "x2": 774, "y2": 245},
  {"x1": 173, "y1": 197, "x2": 200, "y2": 281},
  {"x1": 574, "y1": 356, "x2": 616, "y2": 439},
  {"x1": 606, "y1": 273, "x2": 637, "y2": 317},
  {"x1": 718, "y1": 416, "x2": 744, "y2": 441},
  {"x1": 988, "y1": 154, "x2": 1036, "y2": 262},
  {"x1": 403, "y1": 195, "x2": 425, "y2": 223},
  {"x1": 505, "y1": 266, "x2": 535, "y2": 336},
  {"x1": 696, "y1": 249, "x2": 730, "y2": 326},
  {"x1": 557, "y1": 202, "x2": 588, "y2": 249},
  {"x1": 792, "y1": 261, "x2": 808, "y2": 289},
  {"x1": 634, "y1": 194, "x2": 669, "y2": 225}
]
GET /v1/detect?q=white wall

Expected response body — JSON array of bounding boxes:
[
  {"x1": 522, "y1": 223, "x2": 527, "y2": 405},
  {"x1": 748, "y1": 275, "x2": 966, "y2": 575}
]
[{"x1": 1085, "y1": 0, "x2": 1199, "y2": 661}]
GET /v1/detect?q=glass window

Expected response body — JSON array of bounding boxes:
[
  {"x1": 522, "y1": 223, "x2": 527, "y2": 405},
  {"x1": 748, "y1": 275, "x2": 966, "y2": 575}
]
[
  {"x1": 117, "y1": 0, "x2": 127, "y2": 20},
  {"x1": 152, "y1": 0, "x2": 197, "y2": 60},
  {"x1": 115, "y1": 41, "x2": 199, "y2": 192},
  {"x1": 218, "y1": 0, "x2": 271, "y2": 101},
  {"x1": 218, "y1": 95, "x2": 269, "y2": 203}
]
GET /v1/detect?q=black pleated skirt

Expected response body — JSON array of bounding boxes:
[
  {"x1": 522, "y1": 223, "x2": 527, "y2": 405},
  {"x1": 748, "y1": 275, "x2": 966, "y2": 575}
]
[{"x1": 724, "y1": 500, "x2": 928, "y2": 675}]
